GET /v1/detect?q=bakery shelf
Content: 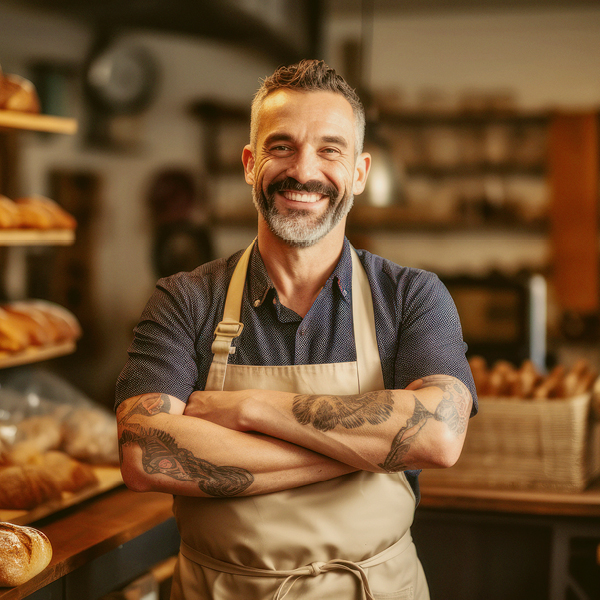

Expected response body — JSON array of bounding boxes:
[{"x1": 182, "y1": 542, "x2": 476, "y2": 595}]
[
  {"x1": 0, "y1": 110, "x2": 77, "y2": 134},
  {"x1": 0, "y1": 341, "x2": 76, "y2": 369},
  {"x1": 0, "y1": 229, "x2": 75, "y2": 245}
]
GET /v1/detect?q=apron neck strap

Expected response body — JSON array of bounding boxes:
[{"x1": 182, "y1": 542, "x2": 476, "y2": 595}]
[
  {"x1": 206, "y1": 240, "x2": 254, "y2": 391},
  {"x1": 206, "y1": 239, "x2": 384, "y2": 393}
]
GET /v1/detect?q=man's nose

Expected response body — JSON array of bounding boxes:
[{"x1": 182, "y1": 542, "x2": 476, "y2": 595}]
[{"x1": 286, "y1": 149, "x2": 318, "y2": 184}]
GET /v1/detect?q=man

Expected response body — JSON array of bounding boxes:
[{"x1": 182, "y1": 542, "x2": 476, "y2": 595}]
[{"x1": 116, "y1": 59, "x2": 477, "y2": 600}]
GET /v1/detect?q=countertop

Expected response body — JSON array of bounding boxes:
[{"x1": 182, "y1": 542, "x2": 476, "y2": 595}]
[{"x1": 0, "y1": 486, "x2": 176, "y2": 600}]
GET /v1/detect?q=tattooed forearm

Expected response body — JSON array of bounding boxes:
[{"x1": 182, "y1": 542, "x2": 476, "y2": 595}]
[
  {"x1": 379, "y1": 397, "x2": 432, "y2": 472},
  {"x1": 379, "y1": 377, "x2": 471, "y2": 472},
  {"x1": 118, "y1": 411, "x2": 254, "y2": 497},
  {"x1": 292, "y1": 390, "x2": 394, "y2": 432}
]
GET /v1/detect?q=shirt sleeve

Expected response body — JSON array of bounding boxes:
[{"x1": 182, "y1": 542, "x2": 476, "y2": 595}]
[
  {"x1": 114, "y1": 274, "x2": 209, "y2": 409},
  {"x1": 395, "y1": 270, "x2": 478, "y2": 416}
]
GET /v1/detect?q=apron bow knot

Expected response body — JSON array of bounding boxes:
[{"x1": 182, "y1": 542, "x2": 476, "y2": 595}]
[
  {"x1": 274, "y1": 559, "x2": 376, "y2": 600},
  {"x1": 307, "y1": 561, "x2": 326, "y2": 576}
]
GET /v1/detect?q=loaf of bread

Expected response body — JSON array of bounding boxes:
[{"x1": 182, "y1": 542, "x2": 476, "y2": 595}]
[
  {"x1": 15, "y1": 196, "x2": 77, "y2": 230},
  {"x1": 0, "y1": 73, "x2": 40, "y2": 114},
  {"x1": 1, "y1": 305, "x2": 53, "y2": 347},
  {"x1": 0, "y1": 451, "x2": 98, "y2": 510},
  {"x1": 0, "y1": 522, "x2": 52, "y2": 587},
  {"x1": 0, "y1": 300, "x2": 81, "y2": 355},
  {"x1": 0, "y1": 195, "x2": 22, "y2": 228},
  {"x1": 0, "y1": 464, "x2": 62, "y2": 510}
]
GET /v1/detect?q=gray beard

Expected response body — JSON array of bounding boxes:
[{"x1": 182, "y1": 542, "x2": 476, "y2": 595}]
[{"x1": 252, "y1": 187, "x2": 354, "y2": 248}]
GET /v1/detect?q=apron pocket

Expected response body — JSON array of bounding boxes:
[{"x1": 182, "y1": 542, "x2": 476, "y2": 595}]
[{"x1": 373, "y1": 587, "x2": 414, "y2": 600}]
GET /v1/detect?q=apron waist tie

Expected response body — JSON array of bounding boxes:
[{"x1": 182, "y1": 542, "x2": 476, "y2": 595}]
[{"x1": 179, "y1": 530, "x2": 413, "y2": 600}]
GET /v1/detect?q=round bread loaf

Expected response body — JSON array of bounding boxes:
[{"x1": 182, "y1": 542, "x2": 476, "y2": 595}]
[{"x1": 0, "y1": 522, "x2": 52, "y2": 587}]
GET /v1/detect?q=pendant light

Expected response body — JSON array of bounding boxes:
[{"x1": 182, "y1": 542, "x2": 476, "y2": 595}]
[{"x1": 354, "y1": 0, "x2": 405, "y2": 208}]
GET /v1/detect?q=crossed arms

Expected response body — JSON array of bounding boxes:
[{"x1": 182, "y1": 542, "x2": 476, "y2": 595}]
[{"x1": 116, "y1": 375, "x2": 472, "y2": 498}]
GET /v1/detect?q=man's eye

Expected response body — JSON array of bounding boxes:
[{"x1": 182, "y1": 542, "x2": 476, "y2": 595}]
[
  {"x1": 321, "y1": 147, "x2": 340, "y2": 155},
  {"x1": 270, "y1": 146, "x2": 292, "y2": 153}
]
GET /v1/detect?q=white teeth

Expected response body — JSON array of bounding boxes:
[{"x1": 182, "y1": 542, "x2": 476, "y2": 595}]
[{"x1": 282, "y1": 191, "x2": 322, "y2": 203}]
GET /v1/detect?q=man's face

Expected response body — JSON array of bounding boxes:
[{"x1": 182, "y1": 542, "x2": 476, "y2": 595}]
[{"x1": 243, "y1": 90, "x2": 370, "y2": 247}]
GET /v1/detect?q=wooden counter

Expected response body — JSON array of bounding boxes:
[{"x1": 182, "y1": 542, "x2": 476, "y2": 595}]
[
  {"x1": 0, "y1": 486, "x2": 180, "y2": 600},
  {"x1": 418, "y1": 472, "x2": 600, "y2": 517},
  {"x1": 415, "y1": 474, "x2": 600, "y2": 600}
]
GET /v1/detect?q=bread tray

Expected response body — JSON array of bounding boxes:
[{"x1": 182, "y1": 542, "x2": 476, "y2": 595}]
[{"x1": 0, "y1": 466, "x2": 123, "y2": 526}]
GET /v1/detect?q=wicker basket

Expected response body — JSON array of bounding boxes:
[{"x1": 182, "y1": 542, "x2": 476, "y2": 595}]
[{"x1": 422, "y1": 393, "x2": 600, "y2": 491}]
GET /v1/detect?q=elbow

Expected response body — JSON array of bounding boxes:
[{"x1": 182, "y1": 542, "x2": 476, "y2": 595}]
[
  {"x1": 430, "y1": 430, "x2": 466, "y2": 469},
  {"x1": 120, "y1": 461, "x2": 153, "y2": 493}
]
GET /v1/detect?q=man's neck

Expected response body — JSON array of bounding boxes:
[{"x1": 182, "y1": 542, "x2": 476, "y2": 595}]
[{"x1": 257, "y1": 220, "x2": 346, "y2": 318}]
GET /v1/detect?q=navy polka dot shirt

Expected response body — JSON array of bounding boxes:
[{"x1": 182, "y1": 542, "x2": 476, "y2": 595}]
[{"x1": 116, "y1": 237, "x2": 477, "y2": 501}]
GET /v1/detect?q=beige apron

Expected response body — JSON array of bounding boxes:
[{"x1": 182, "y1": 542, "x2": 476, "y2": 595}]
[{"x1": 170, "y1": 242, "x2": 430, "y2": 600}]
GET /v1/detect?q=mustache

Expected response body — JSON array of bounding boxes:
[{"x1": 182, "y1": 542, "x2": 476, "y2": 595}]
[{"x1": 266, "y1": 177, "x2": 338, "y2": 199}]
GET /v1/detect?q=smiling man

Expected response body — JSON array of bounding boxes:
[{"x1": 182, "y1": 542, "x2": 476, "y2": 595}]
[{"x1": 115, "y1": 60, "x2": 477, "y2": 600}]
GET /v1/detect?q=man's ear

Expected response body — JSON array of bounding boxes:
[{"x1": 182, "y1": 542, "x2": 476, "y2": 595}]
[
  {"x1": 352, "y1": 152, "x2": 371, "y2": 195},
  {"x1": 242, "y1": 145, "x2": 255, "y2": 185}
]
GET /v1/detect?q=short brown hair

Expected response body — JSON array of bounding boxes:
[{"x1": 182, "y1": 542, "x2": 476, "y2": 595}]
[{"x1": 250, "y1": 59, "x2": 366, "y2": 156}]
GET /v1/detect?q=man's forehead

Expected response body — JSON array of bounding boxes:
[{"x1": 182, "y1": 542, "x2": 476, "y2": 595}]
[
  {"x1": 261, "y1": 88, "x2": 353, "y2": 113},
  {"x1": 257, "y1": 89, "x2": 356, "y2": 139}
]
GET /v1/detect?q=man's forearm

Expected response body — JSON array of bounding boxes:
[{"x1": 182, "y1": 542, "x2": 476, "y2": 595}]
[
  {"x1": 117, "y1": 393, "x2": 356, "y2": 498},
  {"x1": 186, "y1": 375, "x2": 473, "y2": 472}
]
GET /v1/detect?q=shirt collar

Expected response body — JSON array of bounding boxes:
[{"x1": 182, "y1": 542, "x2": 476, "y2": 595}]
[{"x1": 247, "y1": 238, "x2": 353, "y2": 308}]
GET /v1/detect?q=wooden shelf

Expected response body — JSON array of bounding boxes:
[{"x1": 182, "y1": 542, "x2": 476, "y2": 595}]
[
  {"x1": 405, "y1": 161, "x2": 546, "y2": 178},
  {"x1": 0, "y1": 110, "x2": 77, "y2": 135},
  {"x1": 376, "y1": 107, "x2": 551, "y2": 127},
  {"x1": 0, "y1": 341, "x2": 76, "y2": 369},
  {"x1": 0, "y1": 229, "x2": 75, "y2": 246}
]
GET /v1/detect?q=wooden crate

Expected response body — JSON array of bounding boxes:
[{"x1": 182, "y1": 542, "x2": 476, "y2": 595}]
[{"x1": 423, "y1": 393, "x2": 600, "y2": 491}]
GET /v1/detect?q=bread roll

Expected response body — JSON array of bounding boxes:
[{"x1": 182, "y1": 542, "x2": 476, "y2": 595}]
[
  {"x1": 0, "y1": 73, "x2": 40, "y2": 114},
  {"x1": 0, "y1": 522, "x2": 52, "y2": 587},
  {"x1": 27, "y1": 300, "x2": 81, "y2": 342},
  {"x1": 533, "y1": 364, "x2": 566, "y2": 399},
  {"x1": 15, "y1": 196, "x2": 76, "y2": 230},
  {"x1": 1, "y1": 306, "x2": 52, "y2": 347},
  {"x1": 0, "y1": 307, "x2": 30, "y2": 352},
  {"x1": 0, "y1": 195, "x2": 22, "y2": 228},
  {"x1": 487, "y1": 360, "x2": 518, "y2": 397},
  {"x1": 14, "y1": 198, "x2": 55, "y2": 230},
  {"x1": 62, "y1": 408, "x2": 120, "y2": 465}
]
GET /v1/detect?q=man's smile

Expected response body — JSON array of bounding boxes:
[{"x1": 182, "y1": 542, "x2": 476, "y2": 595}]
[{"x1": 281, "y1": 190, "x2": 327, "y2": 204}]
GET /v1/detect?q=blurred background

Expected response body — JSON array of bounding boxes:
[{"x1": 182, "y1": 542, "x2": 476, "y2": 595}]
[
  {"x1": 1, "y1": 2, "x2": 600, "y2": 598},
  {"x1": 0, "y1": 0, "x2": 599, "y2": 407}
]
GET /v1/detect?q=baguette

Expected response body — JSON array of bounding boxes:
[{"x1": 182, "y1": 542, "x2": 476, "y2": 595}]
[{"x1": 0, "y1": 522, "x2": 52, "y2": 587}]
